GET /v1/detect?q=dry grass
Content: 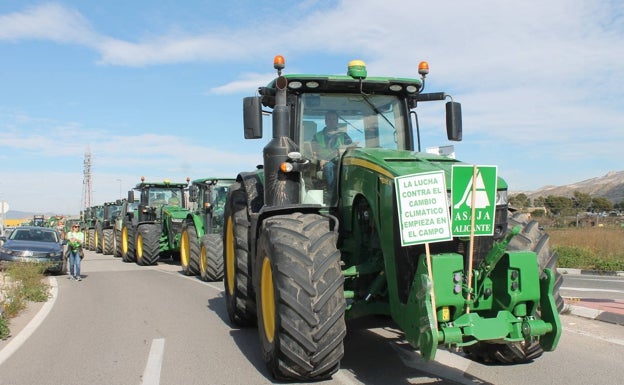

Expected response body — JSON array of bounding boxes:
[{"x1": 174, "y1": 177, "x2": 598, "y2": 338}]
[
  {"x1": 549, "y1": 226, "x2": 624, "y2": 256},
  {"x1": 548, "y1": 226, "x2": 624, "y2": 271}
]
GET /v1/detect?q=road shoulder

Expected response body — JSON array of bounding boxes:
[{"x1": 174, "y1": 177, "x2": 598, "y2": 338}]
[{"x1": 0, "y1": 276, "x2": 57, "y2": 365}]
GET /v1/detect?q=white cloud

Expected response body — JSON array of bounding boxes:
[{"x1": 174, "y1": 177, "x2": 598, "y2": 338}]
[
  {"x1": 1, "y1": 1, "x2": 623, "y2": 211},
  {"x1": 0, "y1": 3, "x2": 99, "y2": 45},
  {"x1": 208, "y1": 72, "x2": 276, "y2": 95}
]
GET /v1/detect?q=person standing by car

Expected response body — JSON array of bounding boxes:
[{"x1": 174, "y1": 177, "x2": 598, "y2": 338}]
[{"x1": 66, "y1": 224, "x2": 84, "y2": 281}]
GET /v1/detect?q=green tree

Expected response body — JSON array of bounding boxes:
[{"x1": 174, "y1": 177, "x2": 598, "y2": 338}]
[
  {"x1": 591, "y1": 197, "x2": 613, "y2": 212},
  {"x1": 509, "y1": 193, "x2": 531, "y2": 209},
  {"x1": 544, "y1": 195, "x2": 573, "y2": 215},
  {"x1": 572, "y1": 191, "x2": 592, "y2": 211},
  {"x1": 533, "y1": 196, "x2": 546, "y2": 209}
]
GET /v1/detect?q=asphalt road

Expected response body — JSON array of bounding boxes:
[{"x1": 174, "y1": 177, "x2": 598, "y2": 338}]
[
  {"x1": 560, "y1": 273, "x2": 624, "y2": 301},
  {"x1": 1, "y1": 251, "x2": 623, "y2": 385}
]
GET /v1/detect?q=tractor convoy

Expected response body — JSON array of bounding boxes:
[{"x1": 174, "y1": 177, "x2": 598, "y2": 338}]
[{"x1": 72, "y1": 56, "x2": 561, "y2": 382}]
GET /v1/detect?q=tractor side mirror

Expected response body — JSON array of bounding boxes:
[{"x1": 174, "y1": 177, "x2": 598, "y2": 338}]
[
  {"x1": 446, "y1": 101, "x2": 462, "y2": 141},
  {"x1": 243, "y1": 96, "x2": 263, "y2": 139},
  {"x1": 188, "y1": 185, "x2": 198, "y2": 202},
  {"x1": 127, "y1": 190, "x2": 135, "y2": 203}
]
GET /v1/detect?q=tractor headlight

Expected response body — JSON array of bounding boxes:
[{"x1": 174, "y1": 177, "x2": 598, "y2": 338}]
[{"x1": 496, "y1": 190, "x2": 508, "y2": 206}]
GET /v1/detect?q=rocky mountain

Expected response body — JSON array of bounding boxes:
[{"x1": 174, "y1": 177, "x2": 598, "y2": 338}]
[{"x1": 518, "y1": 170, "x2": 624, "y2": 203}]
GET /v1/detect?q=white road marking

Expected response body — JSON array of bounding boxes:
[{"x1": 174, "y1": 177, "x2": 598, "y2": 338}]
[
  {"x1": 561, "y1": 286, "x2": 624, "y2": 294},
  {"x1": 389, "y1": 343, "x2": 476, "y2": 385},
  {"x1": 564, "y1": 327, "x2": 624, "y2": 346},
  {"x1": 0, "y1": 276, "x2": 58, "y2": 366},
  {"x1": 141, "y1": 338, "x2": 165, "y2": 385}
]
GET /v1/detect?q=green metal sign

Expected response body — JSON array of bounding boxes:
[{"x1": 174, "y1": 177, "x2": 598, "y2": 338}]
[
  {"x1": 451, "y1": 165, "x2": 497, "y2": 236},
  {"x1": 395, "y1": 171, "x2": 452, "y2": 246}
]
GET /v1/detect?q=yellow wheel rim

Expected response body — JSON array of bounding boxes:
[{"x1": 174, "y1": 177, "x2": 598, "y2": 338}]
[
  {"x1": 122, "y1": 227, "x2": 128, "y2": 254},
  {"x1": 225, "y1": 216, "x2": 235, "y2": 296},
  {"x1": 180, "y1": 230, "x2": 189, "y2": 267},
  {"x1": 136, "y1": 232, "x2": 143, "y2": 262},
  {"x1": 200, "y1": 245, "x2": 207, "y2": 276},
  {"x1": 260, "y1": 256, "x2": 276, "y2": 343}
]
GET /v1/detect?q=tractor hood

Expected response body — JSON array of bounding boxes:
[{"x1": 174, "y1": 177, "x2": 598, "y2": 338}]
[
  {"x1": 342, "y1": 148, "x2": 508, "y2": 191},
  {"x1": 162, "y1": 205, "x2": 190, "y2": 220}
]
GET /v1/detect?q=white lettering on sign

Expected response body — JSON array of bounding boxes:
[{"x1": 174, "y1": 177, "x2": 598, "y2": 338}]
[{"x1": 451, "y1": 165, "x2": 498, "y2": 237}]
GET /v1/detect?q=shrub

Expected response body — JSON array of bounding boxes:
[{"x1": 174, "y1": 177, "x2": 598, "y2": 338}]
[
  {"x1": 555, "y1": 245, "x2": 624, "y2": 271},
  {"x1": 0, "y1": 262, "x2": 50, "y2": 323},
  {"x1": 0, "y1": 316, "x2": 9, "y2": 340}
]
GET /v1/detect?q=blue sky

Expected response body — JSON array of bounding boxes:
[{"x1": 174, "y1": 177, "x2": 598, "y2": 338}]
[{"x1": 0, "y1": 1, "x2": 623, "y2": 215}]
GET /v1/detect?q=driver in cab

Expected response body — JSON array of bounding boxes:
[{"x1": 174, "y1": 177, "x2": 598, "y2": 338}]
[{"x1": 310, "y1": 110, "x2": 352, "y2": 192}]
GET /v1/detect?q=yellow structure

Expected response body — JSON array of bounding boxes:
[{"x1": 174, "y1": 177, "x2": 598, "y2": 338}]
[{"x1": 4, "y1": 218, "x2": 30, "y2": 227}]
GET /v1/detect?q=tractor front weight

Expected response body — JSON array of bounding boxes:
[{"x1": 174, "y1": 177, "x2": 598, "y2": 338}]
[{"x1": 402, "y1": 249, "x2": 561, "y2": 361}]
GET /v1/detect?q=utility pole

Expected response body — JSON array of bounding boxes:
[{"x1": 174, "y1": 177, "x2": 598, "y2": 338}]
[{"x1": 81, "y1": 147, "x2": 92, "y2": 216}]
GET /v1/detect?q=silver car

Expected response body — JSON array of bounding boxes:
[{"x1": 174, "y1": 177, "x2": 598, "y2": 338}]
[{"x1": 0, "y1": 226, "x2": 67, "y2": 274}]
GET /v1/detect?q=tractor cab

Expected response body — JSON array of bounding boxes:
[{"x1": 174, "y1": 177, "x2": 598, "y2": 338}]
[
  {"x1": 244, "y1": 57, "x2": 462, "y2": 207},
  {"x1": 130, "y1": 177, "x2": 189, "y2": 222}
]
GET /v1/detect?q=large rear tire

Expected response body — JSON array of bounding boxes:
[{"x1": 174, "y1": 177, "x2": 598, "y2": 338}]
[
  {"x1": 180, "y1": 223, "x2": 200, "y2": 276},
  {"x1": 223, "y1": 182, "x2": 256, "y2": 326},
  {"x1": 136, "y1": 224, "x2": 161, "y2": 266},
  {"x1": 463, "y1": 211, "x2": 563, "y2": 364},
  {"x1": 200, "y1": 233, "x2": 223, "y2": 281},
  {"x1": 256, "y1": 213, "x2": 346, "y2": 381}
]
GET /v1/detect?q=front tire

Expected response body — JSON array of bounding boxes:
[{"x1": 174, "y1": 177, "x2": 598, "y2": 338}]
[
  {"x1": 200, "y1": 233, "x2": 223, "y2": 281},
  {"x1": 223, "y1": 182, "x2": 255, "y2": 326},
  {"x1": 103, "y1": 229, "x2": 114, "y2": 255},
  {"x1": 136, "y1": 224, "x2": 161, "y2": 266},
  {"x1": 256, "y1": 213, "x2": 346, "y2": 381},
  {"x1": 121, "y1": 224, "x2": 136, "y2": 262},
  {"x1": 96, "y1": 225, "x2": 103, "y2": 253},
  {"x1": 87, "y1": 228, "x2": 96, "y2": 251},
  {"x1": 180, "y1": 223, "x2": 200, "y2": 276},
  {"x1": 113, "y1": 228, "x2": 122, "y2": 258}
]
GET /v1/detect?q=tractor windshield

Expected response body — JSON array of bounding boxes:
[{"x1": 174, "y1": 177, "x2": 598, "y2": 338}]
[
  {"x1": 148, "y1": 188, "x2": 183, "y2": 207},
  {"x1": 299, "y1": 93, "x2": 407, "y2": 206},
  {"x1": 107, "y1": 206, "x2": 121, "y2": 221},
  {"x1": 299, "y1": 93, "x2": 407, "y2": 152}
]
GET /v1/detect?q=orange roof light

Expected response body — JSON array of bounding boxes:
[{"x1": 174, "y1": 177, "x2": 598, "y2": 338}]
[
  {"x1": 274, "y1": 55, "x2": 285, "y2": 71},
  {"x1": 418, "y1": 61, "x2": 430, "y2": 77},
  {"x1": 279, "y1": 162, "x2": 294, "y2": 173},
  {"x1": 141, "y1": 176, "x2": 145, "y2": 182}
]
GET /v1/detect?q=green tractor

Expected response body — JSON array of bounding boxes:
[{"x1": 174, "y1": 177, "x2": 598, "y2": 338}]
[
  {"x1": 179, "y1": 178, "x2": 235, "y2": 281},
  {"x1": 124, "y1": 177, "x2": 190, "y2": 265},
  {"x1": 32, "y1": 214, "x2": 45, "y2": 227},
  {"x1": 82, "y1": 206, "x2": 102, "y2": 251},
  {"x1": 119, "y1": 196, "x2": 139, "y2": 261},
  {"x1": 223, "y1": 56, "x2": 562, "y2": 381},
  {"x1": 96, "y1": 200, "x2": 123, "y2": 255}
]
